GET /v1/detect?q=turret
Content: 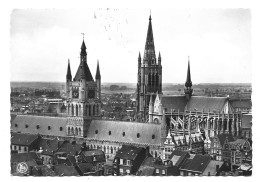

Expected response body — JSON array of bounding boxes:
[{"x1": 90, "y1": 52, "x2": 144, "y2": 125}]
[
  {"x1": 184, "y1": 58, "x2": 193, "y2": 100},
  {"x1": 95, "y1": 60, "x2": 101, "y2": 100},
  {"x1": 66, "y1": 59, "x2": 72, "y2": 98},
  {"x1": 158, "y1": 52, "x2": 161, "y2": 66}
]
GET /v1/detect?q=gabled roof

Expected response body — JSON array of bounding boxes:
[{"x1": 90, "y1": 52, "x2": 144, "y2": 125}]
[
  {"x1": 81, "y1": 149, "x2": 106, "y2": 163},
  {"x1": 54, "y1": 163, "x2": 80, "y2": 176},
  {"x1": 169, "y1": 150, "x2": 189, "y2": 167},
  {"x1": 11, "y1": 152, "x2": 41, "y2": 163},
  {"x1": 161, "y1": 95, "x2": 187, "y2": 112},
  {"x1": 202, "y1": 160, "x2": 224, "y2": 176},
  {"x1": 11, "y1": 133, "x2": 40, "y2": 146},
  {"x1": 181, "y1": 155, "x2": 211, "y2": 173},
  {"x1": 86, "y1": 120, "x2": 161, "y2": 146},
  {"x1": 57, "y1": 141, "x2": 82, "y2": 156},
  {"x1": 186, "y1": 96, "x2": 229, "y2": 112},
  {"x1": 37, "y1": 138, "x2": 62, "y2": 155},
  {"x1": 116, "y1": 145, "x2": 145, "y2": 160}
]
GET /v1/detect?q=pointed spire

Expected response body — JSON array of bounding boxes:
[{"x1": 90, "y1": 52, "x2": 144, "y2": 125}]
[
  {"x1": 95, "y1": 60, "x2": 101, "y2": 80},
  {"x1": 185, "y1": 58, "x2": 192, "y2": 88},
  {"x1": 80, "y1": 35, "x2": 87, "y2": 57},
  {"x1": 158, "y1": 52, "x2": 161, "y2": 59},
  {"x1": 66, "y1": 59, "x2": 72, "y2": 81}
]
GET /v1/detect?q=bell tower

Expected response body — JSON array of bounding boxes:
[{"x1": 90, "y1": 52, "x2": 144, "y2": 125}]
[
  {"x1": 66, "y1": 36, "x2": 102, "y2": 138},
  {"x1": 136, "y1": 14, "x2": 162, "y2": 120}
]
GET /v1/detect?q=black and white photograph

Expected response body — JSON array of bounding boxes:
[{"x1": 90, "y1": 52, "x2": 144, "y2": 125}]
[{"x1": 3, "y1": 1, "x2": 259, "y2": 179}]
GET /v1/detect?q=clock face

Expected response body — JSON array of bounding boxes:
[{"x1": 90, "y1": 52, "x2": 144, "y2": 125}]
[
  {"x1": 72, "y1": 88, "x2": 79, "y2": 98},
  {"x1": 88, "y1": 90, "x2": 95, "y2": 99}
]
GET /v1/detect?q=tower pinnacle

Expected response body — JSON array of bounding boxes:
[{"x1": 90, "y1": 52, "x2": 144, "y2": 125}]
[
  {"x1": 66, "y1": 59, "x2": 72, "y2": 81},
  {"x1": 185, "y1": 59, "x2": 192, "y2": 88},
  {"x1": 95, "y1": 60, "x2": 101, "y2": 80}
]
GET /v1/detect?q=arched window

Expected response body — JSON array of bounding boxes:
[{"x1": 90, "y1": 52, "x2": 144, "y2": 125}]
[
  {"x1": 79, "y1": 105, "x2": 81, "y2": 116},
  {"x1": 156, "y1": 73, "x2": 159, "y2": 88},
  {"x1": 71, "y1": 127, "x2": 74, "y2": 135},
  {"x1": 114, "y1": 147, "x2": 116, "y2": 154},
  {"x1": 89, "y1": 105, "x2": 91, "y2": 116},
  {"x1": 76, "y1": 105, "x2": 78, "y2": 116},
  {"x1": 104, "y1": 146, "x2": 106, "y2": 153},
  {"x1": 68, "y1": 127, "x2": 71, "y2": 135},
  {"x1": 148, "y1": 73, "x2": 152, "y2": 91},
  {"x1": 137, "y1": 133, "x2": 140, "y2": 138},
  {"x1": 79, "y1": 128, "x2": 81, "y2": 136},
  {"x1": 96, "y1": 105, "x2": 99, "y2": 115},
  {"x1": 75, "y1": 127, "x2": 78, "y2": 136},
  {"x1": 122, "y1": 132, "x2": 125, "y2": 137},
  {"x1": 71, "y1": 104, "x2": 74, "y2": 116},
  {"x1": 68, "y1": 104, "x2": 70, "y2": 115},
  {"x1": 107, "y1": 146, "x2": 109, "y2": 153},
  {"x1": 93, "y1": 105, "x2": 96, "y2": 116},
  {"x1": 155, "y1": 151, "x2": 157, "y2": 158},
  {"x1": 109, "y1": 131, "x2": 111, "y2": 135},
  {"x1": 111, "y1": 146, "x2": 113, "y2": 154}
]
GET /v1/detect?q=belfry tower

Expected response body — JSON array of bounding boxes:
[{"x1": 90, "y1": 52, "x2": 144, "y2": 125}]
[
  {"x1": 136, "y1": 14, "x2": 162, "y2": 120},
  {"x1": 65, "y1": 37, "x2": 101, "y2": 137}
]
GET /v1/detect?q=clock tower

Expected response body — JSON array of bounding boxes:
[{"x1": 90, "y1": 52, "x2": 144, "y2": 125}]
[{"x1": 65, "y1": 38, "x2": 102, "y2": 138}]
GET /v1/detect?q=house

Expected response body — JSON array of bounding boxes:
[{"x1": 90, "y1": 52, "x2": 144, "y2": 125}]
[
  {"x1": 37, "y1": 138, "x2": 63, "y2": 165},
  {"x1": 179, "y1": 154, "x2": 211, "y2": 176},
  {"x1": 113, "y1": 145, "x2": 149, "y2": 176},
  {"x1": 168, "y1": 150, "x2": 190, "y2": 168},
  {"x1": 202, "y1": 160, "x2": 224, "y2": 176},
  {"x1": 11, "y1": 133, "x2": 41, "y2": 153},
  {"x1": 136, "y1": 156, "x2": 179, "y2": 176}
]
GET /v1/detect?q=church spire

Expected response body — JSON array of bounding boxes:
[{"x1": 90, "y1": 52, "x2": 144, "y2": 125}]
[
  {"x1": 185, "y1": 58, "x2": 192, "y2": 88},
  {"x1": 95, "y1": 60, "x2": 101, "y2": 80},
  {"x1": 66, "y1": 59, "x2": 72, "y2": 81},
  {"x1": 143, "y1": 13, "x2": 156, "y2": 65},
  {"x1": 80, "y1": 34, "x2": 87, "y2": 58}
]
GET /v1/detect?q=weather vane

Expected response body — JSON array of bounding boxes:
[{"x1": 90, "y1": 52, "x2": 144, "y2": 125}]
[{"x1": 81, "y1": 33, "x2": 85, "y2": 40}]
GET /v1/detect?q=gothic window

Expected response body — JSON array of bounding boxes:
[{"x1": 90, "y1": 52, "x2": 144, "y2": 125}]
[
  {"x1": 75, "y1": 127, "x2": 78, "y2": 136},
  {"x1": 68, "y1": 127, "x2": 70, "y2": 135},
  {"x1": 93, "y1": 105, "x2": 96, "y2": 116},
  {"x1": 89, "y1": 105, "x2": 91, "y2": 116},
  {"x1": 76, "y1": 104, "x2": 78, "y2": 116},
  {"x1": 156, "y1": 73, "x2": 159, "y2": 87},
  {"x1": 111, "y1": 146, "x2": 113, "y2": 154},
  {"x1": 155, "y1": 151, "x2": 157, "y2": 158},
  {"x1": 148, "y1": 73, "x2": 151, "y2": 91},
  {"x1": 68, "y1": 104, "x2": 70, "y2": 115},
  {"x1": 71, "y1": 104, "x2": 74, "y2": 116},
  {"x1": 107, "y1": 146, "x2": 109, "y2": 152},
  {"x1": 96, "y1": 104, "x2": 99, "y2": 115},
  {"x1": 114, "y1": 147, "x2": 116, "y2": 153},
  {"x1": 79, "y1": 128, "x2": 81, "y2": 136},
  {"x1": 71, "y1": 127, "x2": 74, "y2": 135},
  {"x1": 79, "y1": 105, "x2": 81, "y2": 116}
]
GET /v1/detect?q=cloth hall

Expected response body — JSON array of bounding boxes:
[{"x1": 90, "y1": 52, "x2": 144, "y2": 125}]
[{"x1": 11, "y1": 15, "x2": 242, "y2": 160}]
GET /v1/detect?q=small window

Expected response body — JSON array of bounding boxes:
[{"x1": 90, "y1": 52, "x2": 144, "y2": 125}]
[
  {"x1": 137, "y1": 133, "x2": 140, "y2": 138},
  {"x1": 122, "y1": 132, "x2": 125, "y2": 137},
  {"x1": 95, "y1": 130, "x2": 98, "y2": 134},
  {"x1": 120, "y1": 159, "x2": 123, "y2": 165},
  {"x1": 162, "y1": 170, "x2": 165, "y2": 175},
  {"x1": 48, "y1": 126, "x2": 51, "y2": 130},
  {"x1": 109, "y1": 131, "x2": 111, "y2": 135},
  {"x1": 156, "y1": 169, "x2": 159, "y2": 173},
  {"x1": 24, "y1": 147, "x2": 27, "y2": 152},
  {"x1": 119, "y1": 168, "x2": 123, "y2": 173},
  {"x1": 25, "y1": 124, "x2": 29, "y2": 128},
  {"x1": 14, "y1": 146, "x2": 17, "y2": 150},
  {"x1": 126, "y1": 169, "x2": 130, "y2": 174},
  {"x1": 152, "y1": 134, "x2": 155, "y2": 139},
  {"x1": 18, "y1": 146, "x2": 21, "y2": 151},
  {"x1": 36, "y1": 125, "x2": 40, "y2": 129},
  {"x1": 14, "y1": 124, "x2": 18, "y2": 127},
  {"x1": 60, "y1": 127, "x2": 63, "y2": 131}
]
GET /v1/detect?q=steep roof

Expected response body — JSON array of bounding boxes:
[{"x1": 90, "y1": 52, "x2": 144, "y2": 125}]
[
  {"x1": 230, "y1": 99, "x2": 252, "y2": 109},
  {"x1": 86, "y1": 120, "x2": 161, "y2": 146},
  {"x1": 241, "y1": 114, "x2": 252, "y2": 128},
  {"x1": 169, "y1": 150, "x2": 189, "y2": 167},
  {"x1": 81, "y1": 149, "x2": 106, "y2": 163},
  {"x1": 11, "y1": 152, "x2": 41, "y2": 163},
  {"x1": 185, "y1": 61, "x2": 192, "y2": 88},
  {"x1": 161, "y1": 95, "x2": 187, "y2": 112},
  {"x1": 186, "y1": 96, "x2": 229, "y2": 112},
  {"x1": 54, "y1": 163, "x2": 80, "y2": 176},
  {"x1": 181, "y1": 154, "x2": 211, "y2": 173},
  {"x1": 202, "y1": 160, "x2": 224, "y2": 176},
  {"x1": 116, "y1": 145, "x2": 145, "y2": 160},
  {"x1": 73, "y1": 60, "x2": 94, "y2": 82},
  {"x1": 95, "y1": 61, "x2": 101, "y2": 79},
  {"x1": 136, "y1": 166, "x2": 155, "y2": 176},
  {"x1": 57, "y1": 141, "x2": 82, "y2": 156},
  {"x1": 11, "y1": 115, "x2": 67, "y2": 137},
  {"x1": 11, "y1": 133, "x2": 40, "y2": 146},
  {"x1": 37, "y1": 138, "x2": 62, "y2": 155}
]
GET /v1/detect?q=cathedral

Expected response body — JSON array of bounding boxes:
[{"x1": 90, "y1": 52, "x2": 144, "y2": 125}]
[{"x1": 11, "y1": 14, "x2": 242, "y2": 161}]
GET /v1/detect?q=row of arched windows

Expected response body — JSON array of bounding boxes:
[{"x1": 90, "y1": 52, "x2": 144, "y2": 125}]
[
  {"x1": 148, "y1": 72, "x2": 159, "y2": 92},
  {"x1": 88, "y1": 144, "x2": 120, "y2": 154},
  {"x1": 67, "y1": 104, "x2": 100, "y2": 117},
  {"x1": 68, "y1": 126, "x2": 82, "y2": 136}
]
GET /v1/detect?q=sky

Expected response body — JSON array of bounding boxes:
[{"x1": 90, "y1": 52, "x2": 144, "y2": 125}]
[{"x1": 10, "y1": 8, "x2": 251, "y2": 83}]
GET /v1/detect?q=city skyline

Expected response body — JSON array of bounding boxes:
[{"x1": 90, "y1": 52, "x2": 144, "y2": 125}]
[{"x1": 10, "y1": 9, "x2": 251, "y2": 83}]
